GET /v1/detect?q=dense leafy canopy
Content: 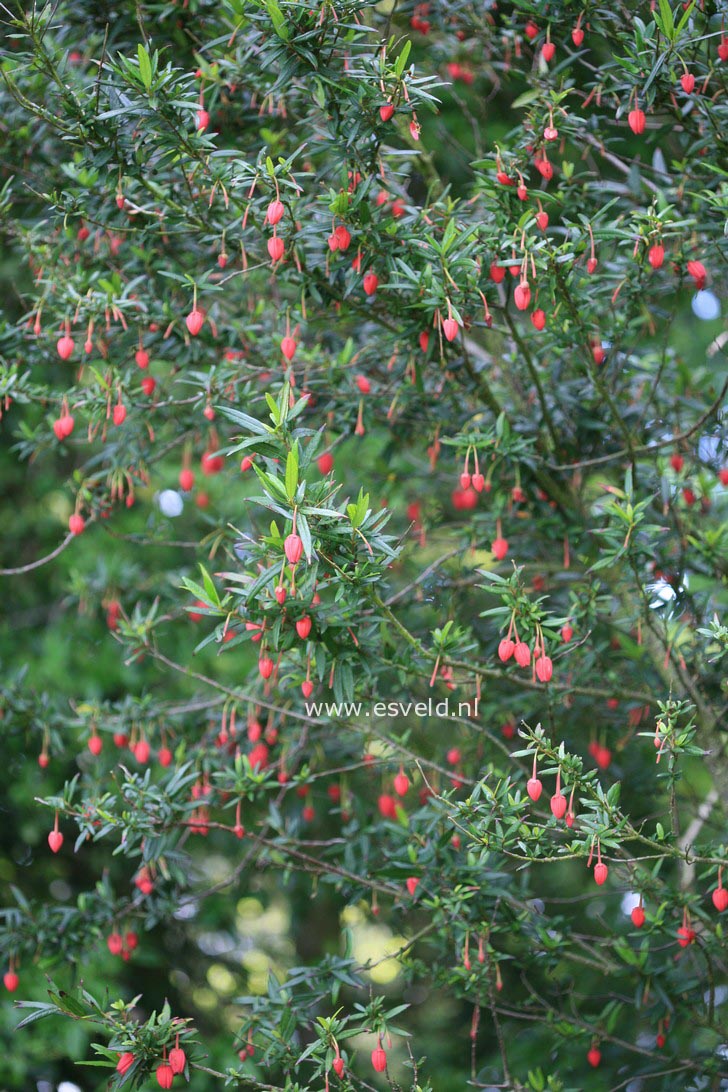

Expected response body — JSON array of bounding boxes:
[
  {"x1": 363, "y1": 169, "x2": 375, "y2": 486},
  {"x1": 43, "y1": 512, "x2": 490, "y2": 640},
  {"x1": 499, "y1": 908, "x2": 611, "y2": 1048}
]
[{"x1": 1, "y1": 1, "x2": 728, "y2": 1090}]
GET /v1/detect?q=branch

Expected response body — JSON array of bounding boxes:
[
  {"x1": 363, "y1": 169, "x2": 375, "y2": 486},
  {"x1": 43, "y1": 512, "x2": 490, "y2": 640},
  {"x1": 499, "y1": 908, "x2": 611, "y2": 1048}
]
[
  {"x1": 0, "y1": 531, "x2": 76, "y2": 575},
  {"x1": 545, "y1": 375, "x2": 728, "y2": 472}
]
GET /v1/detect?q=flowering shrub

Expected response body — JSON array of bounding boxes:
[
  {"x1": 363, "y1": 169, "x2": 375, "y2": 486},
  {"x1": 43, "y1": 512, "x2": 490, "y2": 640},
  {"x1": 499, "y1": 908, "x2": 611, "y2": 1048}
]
[{"x1": 1, "y1": 0, "x2": 727, "y2": 1088}]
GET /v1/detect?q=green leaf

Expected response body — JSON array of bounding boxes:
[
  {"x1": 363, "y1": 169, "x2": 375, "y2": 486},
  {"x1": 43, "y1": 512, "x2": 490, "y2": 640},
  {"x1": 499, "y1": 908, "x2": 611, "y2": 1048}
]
[
  {"x1": 14, "y1": 1003, "x2": 59, "y2": 1030},
  {"x1": 511, "y1": 90, "x2": 539, "y2": 110},
  {"x1": 285, "y1": 445, "x2": 299, "y2": 502},
  {"x1": 347, "y1": 487, "x2": 369, "y2": 529},
  {"x1": 263, "y1": 394, "x2": 281, "y2": 429},
  {"x1": 199, "y1": 564, "x2": 221, "y2": 607},
  {"x1": 311, "y1": 77, "x2": 326, "y2": 109},
  {"x1": 10, "y1": 884, "x2": 30, "y2": 910},
  {"x1": 606, "y1": 782, "x2": 621, "y2": 807},
  {"x1": 675, "y1": 0, "x2": 695, "y2": 34},
  {"x1": 217, "y1": 406, "x2": 271, "y2": 435},
  {"x1": 265, "y1": 0, "x2": 290, "y2": 41},
  {"x1": 440, "y1": 218, "x2": 458, "y2": 256},
  {"x1": 53, "y1": 990, "x2": 87, "y2": 1017},
  {"x1": 332, "y1": 661, "x2": 354, "y2": 703},
  {"x1": 394, "y1": 39, "x2": 411, "y2": 78},
  {"x1": 297, "y1": 510, "x2": 313, "y2": 561},
  {"x1": 180, "y1": 577, "x2": 216, "y2": 609},
  {"x1": 137, "y1": 44, "x2": 152, "y2": 89},
  {"x1": 658, "y1": 0, "x2": 675, "y2": 38},
  {"x1": 528, "y1": 1068, "x2": 546, "y2": 1092}
]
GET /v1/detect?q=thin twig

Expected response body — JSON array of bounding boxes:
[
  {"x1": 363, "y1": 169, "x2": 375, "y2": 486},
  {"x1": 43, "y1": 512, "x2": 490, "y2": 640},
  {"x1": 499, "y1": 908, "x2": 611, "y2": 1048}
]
[{"x1": 0, "y1": 531, "x2": 76, "y2": 575}]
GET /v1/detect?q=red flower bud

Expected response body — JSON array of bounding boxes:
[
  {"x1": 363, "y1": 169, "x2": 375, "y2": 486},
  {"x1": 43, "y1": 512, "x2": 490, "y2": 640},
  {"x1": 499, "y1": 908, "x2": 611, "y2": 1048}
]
[
  {"x1": 281, "y1": 335, "x2": 297, "y2": 361},
  {"x1": 394, "y1": 767, "x2": 410, "y2": 796},
  {"x1": 628, "y1": 108, "x2": 646, "y2": 134},
  {"x1": 491, "y1": 536, "x2": 508, "y2": 560},
  {"x1": 711, "y1": 886, "x2": 728, "y2": 912},
  {"x1": 185, "y1": 309, "x2": 204, "y2": 336},
  {"x1": 687, "y1": 259, "x2": 706, "y2": 289},
  {"x1": 442, "y1": 317, "x2": 459, "y2": 342},
  {"x1": 134, "y1": 739, "x2": 151, "y2": 763},
  {"x1": 116, "y1": 1052, "x2": 135, "y2": 1075},
  {"x1": 535, "y1": 655, "x2": 553, "y2": 682},
  {"x1": 48, "y1": 829, "x2": 64, "y2": 853},
  {"x1": 514, "y1": 641, "x2": 531, "y2": 667},
  {"x1": 57, "y1": 335, "x2": 75, "y2": 360},
  {"x1": 371, "y1": 1045, "x2": 387, "y2": 1072},
  {"x1": 631, "y1": 905, "x2": 645, "y2": 928},
  {"x1": 266, "y1": 199, "x2": 284, "y2": 225},
  {"x1": 677, "y1": 925, "x2": 695, "y2": 947},
  {"x1": 156, "y1": 1062, "x2": 174, "y2": 1089},
  {"x1": 267, "y1": 236, "x2": 285, "y2": 262},
  {"x1": 169, "y1": 1046, "x2": 186, "y2": 1075},
  {"x1": 490, "y1": 261, "x2": 506, "y2": 283},
  {"x1": 107, "y1": 932, "x2": 123, "y2": 955},
  {"x1": 587, "y1": 1047, "x2": 601, "y2": 1068},
  {"x1": 514, "y1": 281, "x2": 531, "y2": 311},
  {"x1": 378, "y1": 794, "x2": 397, "y2": 819},
  {"x1": 526, "y1": 777, "x2": 542, "y2": 802},
  {"x1": 284, "y1": 533, "x2": 303, "y2": 566},
  {"x1": 648, "y1": 244, "x2": 664, "y2": 269},
  {"x1": 550, "y1": 791, "x2": 567, "y2": 819}
]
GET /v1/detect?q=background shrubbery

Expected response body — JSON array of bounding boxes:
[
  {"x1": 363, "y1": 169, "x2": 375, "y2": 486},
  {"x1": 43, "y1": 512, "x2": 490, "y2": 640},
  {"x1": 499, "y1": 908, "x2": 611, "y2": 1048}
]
[{"x1": 1, "y1": 1, "x2": 728, "y2": 1089}]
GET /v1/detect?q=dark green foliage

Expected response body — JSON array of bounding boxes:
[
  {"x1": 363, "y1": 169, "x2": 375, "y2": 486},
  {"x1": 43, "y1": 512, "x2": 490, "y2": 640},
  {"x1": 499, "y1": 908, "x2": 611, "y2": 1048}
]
[{"x1": 1, "y1": 1, "x2": 727, "y2": 1090}]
